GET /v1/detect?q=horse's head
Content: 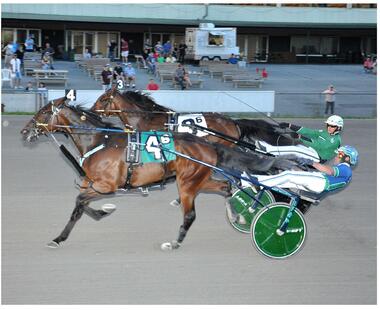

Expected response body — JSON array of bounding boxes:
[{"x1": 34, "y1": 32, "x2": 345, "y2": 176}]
[
  {"x1": 21, "y1": 97, "x2": 68, "y2": 142},
  {"x1": 91, "y1": 85, "x2": 122, "y2": 116}
]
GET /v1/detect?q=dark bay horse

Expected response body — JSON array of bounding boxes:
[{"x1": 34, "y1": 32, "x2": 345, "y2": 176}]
[
  {"x1": 91, "y1": 88, "x2": 297, "y2": 147},
  {"x1": 21, "y1": 99, "x2": 293, "y2": 250}
]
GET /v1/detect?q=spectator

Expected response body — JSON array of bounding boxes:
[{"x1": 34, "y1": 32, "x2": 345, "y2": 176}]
[
  {"x1": 101, "y1": 64, "x2": 113, "y2": 91},
  {"x1": 157, "y1": 55, "x2": 165, "y2": 63},
  {"x1": 141, "y1": 49, "x2": 149, "y2": 68},
  {"x1": 146, "y1": 78, "x2": 160, "y2": 91},
  {"x1": 121, "y1": 38, "x2": 129, "y2": 64},
  {"x1": 146, "y1": 52, "x2": 156, "y2": 75},
  {"x1": 24, "y1": 35, "x2": 35, "y2": 52},
  {"x1": 144, "y1": 38, "x2": 152, "y2": 53},
  {"x1": 41, "y1": 53, "x2": 51, "y2": 70},
  {"x1": 108, "y1": 40, "x2": 117, "y2": 61},
  {"x1": 42, "y1": 43, "x2": 55, "y2": 69},
  {"x1": 3, "y1": 42, "x2": 14, "y2": 68},
  {"x1": 153, "y1": 50, "x2": 160, "y2": 60},
  {"x1": 83, "y1": 48, "x2": 92, "y2": 59},
  {"x1": 183, "y1": 72, "x2": 192, "y2": 89},
  {"x1": 113, "y1": 62, "x2": 125, "y2": 83},
  {"x1": 178, "y1": 41, "x2": 187, "y2": 64},
  {"x1": 15, "y1": 45, "x2": 24, "y2": 71},
  {"x1": 123, "y1": 62, "x2": 136, "y2": 88},
  {"x1": 37, "y1": 82, "x2": 48, "y2": 102},
  {"x1": 10, "y1": 54, "x2": 22, "y2": 89},
  {"x1": 154, "y1": 41, "x2": 163, "y2": 55},
  {"x1": 163, "y1": 40, "x2": 172, "y2": 57},
  {"x1": 363, "y1": 57, "x2": 373, "y2": 73},
  {"x1": 227, "y1": 53, "x2": 238, "y2": 64},
  {"x1": 25, "y1": 81, "x2": 34, "y2": 91},
  {"x1": 174, "y1": 63, "x2": 187, "y2": 90},
  {"x1": 323, "y1": 85, "x2": 337, "y2": 115},
  {"x1": 261, "y1": 68, "x2": 268, "y2": 79},
  {"x1": 172, "y1": 44, "x2": 178, "y2": 59},
  {"x1": 165, "y1": 54, "x2": 177, "y2": 63}
]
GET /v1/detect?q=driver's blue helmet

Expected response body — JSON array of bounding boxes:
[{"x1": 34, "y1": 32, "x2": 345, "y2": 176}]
[{"x1": 338, "y1": 145, "x2": 359, "y2": 166}]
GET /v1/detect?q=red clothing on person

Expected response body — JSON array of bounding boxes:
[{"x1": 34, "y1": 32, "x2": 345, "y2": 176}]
[
  {"x1": 121, "y1": 40, "x2": 129, "y2": 52},
  {"x1": 147, "y1": 83, "x2": 160, "y2": 90}
]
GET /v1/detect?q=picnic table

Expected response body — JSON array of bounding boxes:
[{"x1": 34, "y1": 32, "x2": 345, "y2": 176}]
[{"x1": 33, "y1": 70, "x2": 69, "y2": 88}]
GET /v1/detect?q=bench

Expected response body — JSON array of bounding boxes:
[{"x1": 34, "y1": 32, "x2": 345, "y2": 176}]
[
  {"x1": 232, "y1": 78, "x2": 263, "y2": 88},
  {"x1": 33, "y1": 70, "x2": 69, "y2": 88},
  {"x1": 24, "y1": 60, "x2": 42, "y2": 76}
]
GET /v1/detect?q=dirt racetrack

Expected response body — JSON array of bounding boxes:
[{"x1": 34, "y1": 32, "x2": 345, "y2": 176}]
[{"x1": 2, "y1": 116, "x2": 376, "y2": 304}]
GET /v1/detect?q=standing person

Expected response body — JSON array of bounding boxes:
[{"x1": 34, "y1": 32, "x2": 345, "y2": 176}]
[
  {"x1": 154, "y1": 41, "x2": 163, "y2": 56},
  {"x1": 10, "y1": 54, "x2": 22, "y2": 89},
  {"x1": 123, "y1": 62, "x2": 136, "y2": 88},
  {"x1": 121, "y1": 38, "x2": 129, "y2": 64},
  {"x1": 3, "y1": 42, "x2": 14, "y2": 67},
  {"x1": 15, "y1": 45, "x2": 24, "y2": 72},
  {"x1": 174, "y1": 63, "x2": 186, "y2": 90},
  {"x1": 144, "y1": 38, "x2": 152, "y2": 54},
  {"x1": 108, "y1": 40, "x2": 117, "y2": 61},
  {"x1": 163, "y1": 40, "x2": 172, "y2": 57},
  {"x1": 178, "y1": 41, "x2": 187, "y2": 64},
  {"x1": 24, "y1": 35, "x2": 35, "y2": 52},
  {"x1": 101, "y1": 64, "x2": 113, "y2": 91},
  {"x1": 146, "y1": 78, "x2": 160, "y2": 91},
  {"x1": 323, "y1": 84, "x2": 336, "y2": 115}
]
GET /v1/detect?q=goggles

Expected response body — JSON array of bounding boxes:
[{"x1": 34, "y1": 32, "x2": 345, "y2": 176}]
[
  {"x1": 338, "y1": 151, "x2": 346, "y2": 159},
  {"x1": 327, "y1": 124, "x2": 338, "y2": 128}
]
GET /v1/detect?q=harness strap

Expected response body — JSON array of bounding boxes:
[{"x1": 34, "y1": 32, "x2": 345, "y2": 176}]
[
  {"x1": 124, "y1": 163, "x2": 136, "y2": 189},
  {"x1": 79, "y1": 144, "x2": 105, "y2": 167}
]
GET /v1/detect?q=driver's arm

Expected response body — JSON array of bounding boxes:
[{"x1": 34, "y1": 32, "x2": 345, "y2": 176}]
[{"x1": 312, "y1": 162, "x2": 334, "y2": 176}]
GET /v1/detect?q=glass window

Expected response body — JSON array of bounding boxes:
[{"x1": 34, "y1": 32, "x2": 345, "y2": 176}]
[
  {"x1": 208, "y1": 33, "x2": 224, "y2": 46},
  {"x1": 73, "y1": 32, "x2": 84, "y2": 54},
  {"x1": 16, "y1": 29, "x2": 27, "y2": 46},
  {"x1": 320, "y1": 37, "x2": 337, "y2": 54},
  {"x1": 28, "y1": 30, "x2": 40, "y2": 48},
  {"x1": 1, "y1": 29, "x2": 14, "y2": 48}
]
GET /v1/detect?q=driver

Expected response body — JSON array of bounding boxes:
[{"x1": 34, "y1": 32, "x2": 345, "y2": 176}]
[
  {"x1": 249, "y1": 145, "x2": 358, "y2": 194},
  {"x1": 256, "y1": 115, "x2": 344, "y2": 163}
]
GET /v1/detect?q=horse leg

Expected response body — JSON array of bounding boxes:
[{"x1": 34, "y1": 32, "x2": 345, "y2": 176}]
[
  {"x1": 47, "y1": 189, "x2": 101, "y2": 248},
  {"x1": 161, "y1": 192, "x2": 196, "y2": 250}
]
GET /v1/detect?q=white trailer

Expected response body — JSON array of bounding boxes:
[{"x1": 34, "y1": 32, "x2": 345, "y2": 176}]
[{"x1": 185, "y1": 23, "x2": 239, "y2": 61}]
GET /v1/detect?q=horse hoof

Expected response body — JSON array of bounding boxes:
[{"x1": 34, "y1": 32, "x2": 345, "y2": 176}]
[
  {"x1": 160, "y1": 241, "x2": 180, "y2": 251},
  {"x1": 170, "y1": 199, "x2": 181, "y2": 208},
  {"x1": 101, "y1": 203, "x2": 116, "y2": 214},
  {"x1": 46, "y1": 241, "x2": 60, "y2": 248}
]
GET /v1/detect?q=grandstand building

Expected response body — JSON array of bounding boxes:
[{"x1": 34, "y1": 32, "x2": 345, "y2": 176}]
[{"x1": 1, "y1": 3, "x2": 377, "y2": 63}]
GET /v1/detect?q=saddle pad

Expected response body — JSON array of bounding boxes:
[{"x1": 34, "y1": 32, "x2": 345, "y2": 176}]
[{"x1": 140, "y1": 131, "x2": 176, "y2": 163}]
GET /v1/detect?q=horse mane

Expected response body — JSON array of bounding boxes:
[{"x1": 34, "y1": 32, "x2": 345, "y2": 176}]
[
  {"x1": 120, "y1": 90, "x2": 172, "y2": 112},
  {"x1": 68, "y1": 104, "x2": 121, "y2": 129}
]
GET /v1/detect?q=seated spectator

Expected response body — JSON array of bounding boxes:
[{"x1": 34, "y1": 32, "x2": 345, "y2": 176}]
[
  {"x1": 166, "y1": 55, "x2": 177, "y2": 63},
  {"x1": 41, "y1": 54, "x2": 50, "y2": 70},
  {"x1": 154, "y1": 41, "x2": 163, "y2": 55},
  {"x1": 363, "y1": 57, "x2": 373, "y2": 73},
  {"x1": 184, "y1": 73, "x2": 192, "y2": 89},
  {"x1": 146, "y1": 52, "x2": 156, "y2": 74},
  {"x1": 37, "y1": 82, "x2": 48, "y2": 100},
  {"x1": 83, "y1": 48, "x2": 92, "y2": 59},
  {"x1": 227, "y1": 53, "x2": 239, "y2": 64},
  {"x1": 113, "y1": 62, "x2": 125, "y2": 82},
  {"x1": 157, "y1": 55, "x2": 165, "y2": 63},
  {"x1": 174, "y1": 63, "x2": 187, "y2": 90},
  {"x1": 146, "y1": 78, "x2": 160, "y2": 91},
  {"x1": 123, "y1": 62, "x2": 136, "y2": 88},
  {"x1": 101, "y1": 64, "x2": 113, "y2": 91},
  {"x1": 25, "y1": 81, "x2": 34, "y2": 91}
]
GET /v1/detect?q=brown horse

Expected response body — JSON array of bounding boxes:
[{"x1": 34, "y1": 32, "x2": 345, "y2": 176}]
[
  {"x1": 90, "y1": 87, "x2": 297, "y2": 147},
  {"x1": 21, "y1": 99, "x2": 292, "y2": 250}
]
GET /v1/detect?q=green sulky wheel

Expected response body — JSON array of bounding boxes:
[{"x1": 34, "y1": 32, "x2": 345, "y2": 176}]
[
  {"x1": 227, "y1": 187, "x2": 275, "y2": 234},
  {"x1": 251, "y1": 203, "x2": 307, "y2": 259}
]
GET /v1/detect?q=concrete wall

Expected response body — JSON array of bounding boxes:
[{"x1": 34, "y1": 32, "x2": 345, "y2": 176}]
[
  {"x1": 48, "y1": 90, "x2": 275, "y2": 113},
  {"x1": 2, "y1": 92, "x2": 47, "y2": 112}
]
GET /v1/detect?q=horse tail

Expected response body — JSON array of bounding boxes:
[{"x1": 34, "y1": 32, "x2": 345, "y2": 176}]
[{"x1": 234, "y1": 118, "x2": 296, "y2": 146}]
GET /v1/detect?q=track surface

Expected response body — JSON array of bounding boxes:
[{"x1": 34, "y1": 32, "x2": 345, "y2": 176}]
[{"x1": 2, "y1": 116, "x2": 376, "y2": 304}]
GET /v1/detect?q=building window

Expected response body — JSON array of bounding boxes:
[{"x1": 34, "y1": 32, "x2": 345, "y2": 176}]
[
  {"x1": 208, "y1": 32, "x2": 224, "y2": 46},
  {"x1": 291, "y1": 36, "x2": 337, "y2": 55},
  {"x1": 1, "y1": 28, "x2": 41, "y2": 49}
]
